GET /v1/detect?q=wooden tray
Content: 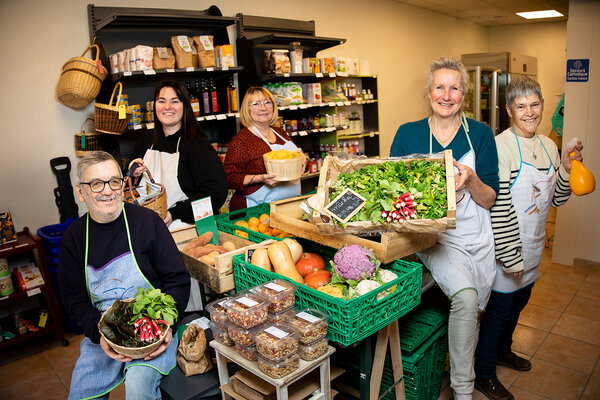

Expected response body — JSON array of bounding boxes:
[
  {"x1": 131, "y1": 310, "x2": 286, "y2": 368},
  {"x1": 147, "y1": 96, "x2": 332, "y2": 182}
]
[
  {"x1": 172, "y1": 227, "x2": 275, "y2": 293},
  {"x1": 311, "y1": 150, "x2": 456, "y2": 234},
  {"x1": 270, "y1": 195, "x2": 437, "y2": 264}
]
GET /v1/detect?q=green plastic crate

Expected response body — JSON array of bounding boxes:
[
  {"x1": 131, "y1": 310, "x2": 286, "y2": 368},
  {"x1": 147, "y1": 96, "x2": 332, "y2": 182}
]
[
  {"x1": 233, "y1": 253, "x2": 422, "y2": 346},
  {"x1": 398, "y1": 306, "x2": 449, "y2": 353},
  {"x1": 215, "y1": 203, "x2": 283, "y2": 243},
  {"x1": 380, "y1": 324, "x2": 448, "y2": 400}
]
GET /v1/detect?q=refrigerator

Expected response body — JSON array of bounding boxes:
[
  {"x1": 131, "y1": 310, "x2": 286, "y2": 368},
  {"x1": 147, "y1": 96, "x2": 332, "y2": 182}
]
[{"x1": 461, "y1": 52, "x2": 537, "y2": 135}]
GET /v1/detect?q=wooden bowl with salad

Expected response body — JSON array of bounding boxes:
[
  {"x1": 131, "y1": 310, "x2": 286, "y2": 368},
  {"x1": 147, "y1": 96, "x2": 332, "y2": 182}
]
[{"x1": 98, "y1": 288, "x2": 178, "y2": 359}]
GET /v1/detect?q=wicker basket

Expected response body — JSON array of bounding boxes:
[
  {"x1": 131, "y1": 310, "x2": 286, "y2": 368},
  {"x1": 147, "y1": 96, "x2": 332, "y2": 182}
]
[
  {"x1": 74, "y1": 118, "x2": 102, "y2": 157},
  {"x1": 98, "y1": 298, "x2": 170, "y2": 359},
  {"x1": 56, "y1": 44, "x2": 108, "y2": 109},
  {"x1": 123, "y1": 169, "x2": 168, "y2": 219},
  {"x1": 95, "y1": 82, "x2": 132, "y2": 135},
  {"x1": 263, "y1": 154, "x2": 303, "y2": 181}
]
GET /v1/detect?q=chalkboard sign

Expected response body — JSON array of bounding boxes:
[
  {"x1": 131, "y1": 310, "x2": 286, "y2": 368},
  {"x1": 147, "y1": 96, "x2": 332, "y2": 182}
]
[
  {"x1": 245, "y1": 248, "x2": 257, "y2": 263},
  {"x1": 325, "y1": 188, "x2": 366, "y2": 223}
]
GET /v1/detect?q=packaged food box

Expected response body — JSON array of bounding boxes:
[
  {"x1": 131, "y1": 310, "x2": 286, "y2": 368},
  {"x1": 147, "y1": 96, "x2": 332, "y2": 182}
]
[
  {"x1": 320, "y1": 58, "x2": 335, "y2": 74},
  {"x1": 253, "y1": 279, "x2": 295, "y2": 313},
  {"x1": 14, "y1": 264, "x2": 44, "y2": 291},
  {"x1": 227, "y1": 322, "x2": 263, "y2": 347},
  {"x1": 206, "y1": 297, "x2": 230, "y2": 330},
  {"x1": 267, "y1": 307, "x2": 296, "y2": 323},
  {"x1": 288, "y1": 308, "x2": 328, "y2": 344},
  {"x1": 257, "y1": 352, "x2": 299, "y2": 379},
  {"x1": 209, "y1": 320, "x2": 234, "y2": 346},
  {"x1": 298, "y1": 337, "x2": 329, "y2": 361},
  {"x1": 303, "y1": 83, "x2": 322, "y2": 104},
  {"x1": 254, "y1": 322, "x2": 299, "y2": 362},
  {"x1": 217, "y1": 44, "x2": 235, "y2": 67},
  {"x1": 235, "y1": 342, "x2": 258, "y2": 362},
  {"x1": 0, "y1": 274, "x2": 14, "y2": 296},
  {"x1": 225, "y1": 292, "x2": 270, "y2": 329},
  {"x1": 302, "y1": 58, "x2": 320, "y2": 74}
]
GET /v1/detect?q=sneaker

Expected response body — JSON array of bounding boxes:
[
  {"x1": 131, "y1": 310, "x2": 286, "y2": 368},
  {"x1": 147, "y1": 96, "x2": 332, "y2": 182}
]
[
  {"x1": 497, "y1": 352, "x2": 532, "y2": 371},
  {"x1": 474, "y1": 377, "x2": 514, "y2": 400}
]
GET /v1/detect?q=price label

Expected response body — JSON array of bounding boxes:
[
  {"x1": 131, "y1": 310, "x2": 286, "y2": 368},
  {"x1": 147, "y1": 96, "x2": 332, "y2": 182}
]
[
  {"x1": 299, "y1": 131, "x2": 308, "y2": 136},
  {"x1": 298, "y1": 104, "x2": 308, "y2": 109},
  {"x1": 27, "y1": 288, "x2": 42, "y2": 297},
  {"x1": 289, "y1": 106, "x2": 298, "y2": 110},
  {"x1": 222, "y1": 66, "x2": 229, "y2": 71},
  {"x1": 328, "y1": 102, "x2": 336, "y2": 107},
  {"x1": 166, "y1": 68, "x2": 175, "y2": 73},
  {"x1": 325, "y1": 188, "x2": 366, "y2": 223},
  {"x1": 146, "y1": 123, "x2": 155, "y2": 130},
  {"x1": 370, "y1": 132, "x2": 375, "y2": 137},
  {"x1": 142, "y1": 69, "x2": 156, "y2": 75},
  {"x1": 205, "y1": 115, "x2": 216, "y2": 120},
  {"x1": 133, "y1": 124, "x2": 142, "y2": 130},
  {"x1": 344, "y1": 101, "x2": 351, "y2": 106},
  {"x1": 290, "y1": 131, "x2": 298, "y2": 136},
  {"x1": 227, "y1": 113, "x2": 234, "y2": 117},
  {"x1": 216, "y1": 114, "x2": 227, "y2": 120},
  {"x1": 206, "y1": 67, "x2": 214, "y2": 72},
  {"x1": 319, "y1": 128, "x2": 326, "y2": 132},
  {"x1": 329, "y1": 73, "x2": 336, "y2": 78},
  {"x1": 325, "y1": 127, "x2": 335, "y2": 132},
  {"x1": 123, "y1": 71, "x2": 132, "y2": 76},
  {"x1": 315, "y1": 72, "x2": 324, "y2": 78},
  {"x1": 283, "y1": 73, "x2": 290, "y2": 77},
  {"x1": 185, "y1": 67, "x2": 195, "y2": 72},
  {"x1": 197, "y1": 116, "x2": 205, "y2": 121}
]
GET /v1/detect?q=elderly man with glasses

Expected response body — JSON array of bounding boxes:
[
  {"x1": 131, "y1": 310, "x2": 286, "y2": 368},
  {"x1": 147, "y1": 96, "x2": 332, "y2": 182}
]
[{"x1": 59, "y1": 151, "x2": 190, "y2": 400}]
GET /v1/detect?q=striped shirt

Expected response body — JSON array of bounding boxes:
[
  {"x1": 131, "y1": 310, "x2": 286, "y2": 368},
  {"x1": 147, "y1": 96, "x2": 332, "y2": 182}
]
[{"x1": 491, "y1": 128, "x2": 571, "y2": 272}]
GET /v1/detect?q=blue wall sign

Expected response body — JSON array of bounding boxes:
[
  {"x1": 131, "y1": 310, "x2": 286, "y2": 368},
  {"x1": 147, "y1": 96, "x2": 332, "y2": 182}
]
[{"x1": 566, "y1": 59, "x2": 590, "y2": 82}]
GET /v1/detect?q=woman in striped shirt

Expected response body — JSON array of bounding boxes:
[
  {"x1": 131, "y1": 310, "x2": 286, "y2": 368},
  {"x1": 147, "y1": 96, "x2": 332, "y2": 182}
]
[{"x1": 474, "y1": 76, "x2": 583, "y2": 400}]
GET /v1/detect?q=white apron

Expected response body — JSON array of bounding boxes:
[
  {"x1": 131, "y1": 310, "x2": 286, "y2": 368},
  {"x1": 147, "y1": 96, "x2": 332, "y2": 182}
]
[
  {"x1": 68, "y1": 206, "x2": 177, "y2": 400},
  {"x1": 493, "y1": 131, "x2": 555, "y2": 293},
  {"x1": 418, "y1": 117, "x2": 496, "y2": 310},
  {"x1": 143, "y1": 138, "x2": 203, "y2": 311},
  {"x1": 245, "y1": 126, "x2": 301, "y2": 207}
]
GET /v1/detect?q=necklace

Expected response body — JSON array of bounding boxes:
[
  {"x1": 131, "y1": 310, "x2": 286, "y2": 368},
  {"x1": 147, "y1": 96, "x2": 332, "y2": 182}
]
[
  {"x1": 521, "y1": 135, "x2": 538, "y2": 159},
  {"x1": 429, "y1": 117, "x2": 460, "y2": 146}
]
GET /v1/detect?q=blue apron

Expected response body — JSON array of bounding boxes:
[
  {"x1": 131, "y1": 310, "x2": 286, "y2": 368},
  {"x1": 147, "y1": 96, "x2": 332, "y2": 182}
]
[
  {"x1": 246, "y1": 126, "x2": 301, "y2": 206},
  {"x1": 68, "y1": 206, "x2": 177, "y2": 400}
]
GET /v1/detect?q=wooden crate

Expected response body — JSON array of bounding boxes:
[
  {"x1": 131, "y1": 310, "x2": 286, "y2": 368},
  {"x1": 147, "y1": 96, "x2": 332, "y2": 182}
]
[
  {"x1": 312, "y1": 150, "x2": 456, "y2": 234},
  {"x1": 171, "y1": 227, "x2": 275, "y2": 293},
  {"x1": 270, "y1": 195, "x2": 437, "y2": 264}
]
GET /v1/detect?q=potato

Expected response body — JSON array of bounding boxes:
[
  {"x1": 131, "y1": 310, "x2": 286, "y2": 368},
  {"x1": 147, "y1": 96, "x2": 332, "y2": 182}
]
[
  {"x1": 222, "y1": 241, "x2": 236, "y2": 252},
  {"x1": 200, "y1": 251, "x2": 221, "y2": 266}
]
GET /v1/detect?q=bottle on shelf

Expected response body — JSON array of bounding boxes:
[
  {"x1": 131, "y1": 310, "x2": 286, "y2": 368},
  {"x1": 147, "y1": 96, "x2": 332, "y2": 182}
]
[
  {"x1": 190, "y1": 80, "x2": 201, "y2": 117},
  {"x1": 350, "y1": 84, "x2": 357, "y2": 101},
  {"x1": 210, "y1": 78, "x2": 219, "y2": 114},
  {"x1": 201, "y1": 78, "x2": 211, "y2": 115},
  {"x1": 226, "y1": 77, "x2": 238, "y2": 113}
]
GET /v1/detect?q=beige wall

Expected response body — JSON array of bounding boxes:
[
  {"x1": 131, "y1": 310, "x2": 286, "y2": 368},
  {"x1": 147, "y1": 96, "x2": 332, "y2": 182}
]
[
  {"x1": 552, "y1": 0, "x2": 600, "y2": 265},
  {"x1": 488, "y1": 22, "x2": 567, "y2": 137}
]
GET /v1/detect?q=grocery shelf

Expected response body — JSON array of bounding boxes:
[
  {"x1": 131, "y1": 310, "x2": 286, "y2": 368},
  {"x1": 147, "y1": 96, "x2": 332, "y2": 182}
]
[
  {"x1": 288, "y1": 125, "x2": 348, "y2": 137},
  {"x1": 337, "y1": 131, "x2": 380, "y2": 140},
  {"x1": 111, "y1": 66, "x2": 243, "y2": 81},
  {"x1": 88, "y1": 5, "x2": 238, "y2": 36},
  {"x1": 279, "y1": 99, "x2": 377, "y2": 111}
]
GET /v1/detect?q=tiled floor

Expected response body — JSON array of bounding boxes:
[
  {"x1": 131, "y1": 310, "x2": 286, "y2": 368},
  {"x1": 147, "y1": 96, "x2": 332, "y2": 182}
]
[{"x1": 1, "y1": 208, "x2": 599, "y2": 399}]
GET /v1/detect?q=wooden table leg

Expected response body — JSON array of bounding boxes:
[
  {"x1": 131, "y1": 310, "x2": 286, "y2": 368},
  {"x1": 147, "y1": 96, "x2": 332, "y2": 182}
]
[
  {"x1": 370, "y1": 324, "x2": 390, "y2": 399},
  {"x1": 214, "y1": 350, "x2": 231, "y2": 400},
  {"x1": 389, "y1": 321, "x2": 406, "y2": 400}
]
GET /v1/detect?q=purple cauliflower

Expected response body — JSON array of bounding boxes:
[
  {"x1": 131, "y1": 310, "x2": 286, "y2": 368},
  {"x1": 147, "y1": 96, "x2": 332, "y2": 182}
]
[{"x1": 332, "y1": 245, "x2": 380, "y2": 281}]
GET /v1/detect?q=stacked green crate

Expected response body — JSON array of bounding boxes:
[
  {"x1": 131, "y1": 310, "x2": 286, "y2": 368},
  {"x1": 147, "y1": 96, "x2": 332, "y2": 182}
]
[{"x1": 215, "y1": 203, "x2": 276, "y2": 242}]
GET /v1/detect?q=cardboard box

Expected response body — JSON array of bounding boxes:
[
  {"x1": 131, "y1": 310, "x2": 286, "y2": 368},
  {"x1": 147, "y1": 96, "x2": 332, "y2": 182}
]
[
  {"x1": 14, "y1": 263, "x2": 44, "y2": 291},
  {"x1": 217, "y1": 45, "x2": 235, "y2": 67},
  {"x1": 302, "y1": 83, "x2": 321, "y2": 104}
]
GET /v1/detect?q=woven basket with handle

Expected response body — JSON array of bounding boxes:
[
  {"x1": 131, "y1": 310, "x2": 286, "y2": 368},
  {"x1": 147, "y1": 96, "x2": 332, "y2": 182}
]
[
  {"x1": 95, "y1": 82, "x2": 132, "y2": 135},
  {"x1": 56, "y1": 44, "x2": 108, "y2": 109},
  {"x1": 74, "y1": 117, "x2": 102, "y2": 157},
  {"x1": 123, "y1": 169, "x2": 168, "y2": 219},
  {"x1": 98, "y1": 298, "x2": 170, "y2": 359}
]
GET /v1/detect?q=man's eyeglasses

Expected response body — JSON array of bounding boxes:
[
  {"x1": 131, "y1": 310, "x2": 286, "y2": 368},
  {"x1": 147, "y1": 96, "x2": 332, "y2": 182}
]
[
  {"x1": 80, "y1": 178, "x2": 124, "y2": 193},
  {"x1": 250, "y1": 100, "x2": 274, "y2": 110}
]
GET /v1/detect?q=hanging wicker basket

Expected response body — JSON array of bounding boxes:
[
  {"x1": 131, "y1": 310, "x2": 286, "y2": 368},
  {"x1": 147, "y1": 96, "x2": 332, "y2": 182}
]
[
  {"x1": 95, "y1": 82, "x2": 132, "y2": 135},
  {"x1": 123, "y1": 169, "x2": 168, "y2": 219},
  {"x1": 56, "y1": 44, "x2": 108, "y2": 109},
  {"x1": 74, "y1": 118, "x2": 102, "y2": 157}
]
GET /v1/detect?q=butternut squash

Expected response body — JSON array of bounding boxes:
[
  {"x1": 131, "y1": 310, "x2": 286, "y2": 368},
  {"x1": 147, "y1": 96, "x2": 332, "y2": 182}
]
[
  {"x1": 569, "y1": 151, "x2": 596, "y2": 196},
  {"x1": 250, "y1": 248, "x2": 272, "y2": 271},
  {"x1": 282, "y1": 238, "x2": 303, "y2": 263},
  {"x1": 267, "y1": 241, "x2": 304, "y2": 284}
]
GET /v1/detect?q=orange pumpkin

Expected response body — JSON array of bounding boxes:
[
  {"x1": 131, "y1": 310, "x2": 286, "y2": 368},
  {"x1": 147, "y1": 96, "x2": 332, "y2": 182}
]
[
  {"x1": 296, "y1": 253, "x2": 325, "y2": 277},
  {"x1": 304, "y1": 270, "x2": 331, "y2": 289}
]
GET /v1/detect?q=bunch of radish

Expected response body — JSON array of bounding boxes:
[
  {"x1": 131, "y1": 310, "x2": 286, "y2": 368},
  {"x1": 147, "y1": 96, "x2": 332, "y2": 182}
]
[
  {"x1": 134, "y1": 316, "x2": 169, "y2": 343},
  {"x1": 381, "y1": 192, "x2": 417, "y2": 223}
]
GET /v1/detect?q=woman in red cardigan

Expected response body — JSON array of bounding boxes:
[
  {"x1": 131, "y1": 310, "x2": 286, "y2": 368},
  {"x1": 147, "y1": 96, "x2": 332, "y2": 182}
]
[{"x1": 224, "y1": 87, "x2": 306, "y2": 211}]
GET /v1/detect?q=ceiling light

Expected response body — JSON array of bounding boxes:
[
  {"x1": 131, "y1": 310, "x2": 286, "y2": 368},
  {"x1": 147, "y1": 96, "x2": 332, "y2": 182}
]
[{"x1": 516, "y1": 10, "x2": 564, "y2": 19}]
